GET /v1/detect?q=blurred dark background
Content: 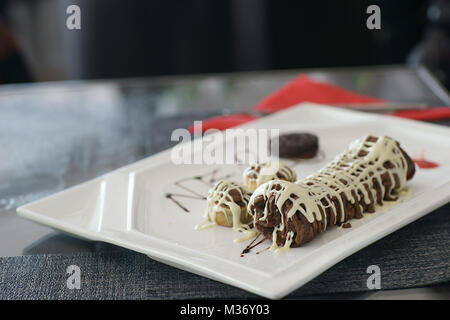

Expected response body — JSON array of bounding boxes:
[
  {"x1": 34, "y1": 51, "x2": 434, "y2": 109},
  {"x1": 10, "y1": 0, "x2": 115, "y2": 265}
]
[{"x1": 0, "y1": 0, "x2": 449, "y2": 88}]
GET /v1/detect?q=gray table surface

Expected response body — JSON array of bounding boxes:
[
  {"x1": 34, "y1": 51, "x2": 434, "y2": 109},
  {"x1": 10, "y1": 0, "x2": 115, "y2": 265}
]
[{"x1": 0, "y1": 65, "x2": 449, "y2": 299}]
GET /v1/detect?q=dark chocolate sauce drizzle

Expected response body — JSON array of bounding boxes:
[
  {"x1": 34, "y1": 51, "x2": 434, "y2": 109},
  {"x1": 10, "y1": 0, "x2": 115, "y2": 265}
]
[
  {"x1": 240, "y1": 233, "x2": 268, "y2": 257},
  {"x1": 255, "y1": 247, "x2": 270, "y2": 255},
  {"x1": 165, "y1": 145, "x2": 253, "y2": 213},
  {"x1": 166, "y1": 168, "x2": 237, "y2": 213},
  {"x1": 165, "y1": 194, "x2": 191, "y2": 212},
  {"x1": 174, "y1": 180, "x2": 205, "y2": 198}
]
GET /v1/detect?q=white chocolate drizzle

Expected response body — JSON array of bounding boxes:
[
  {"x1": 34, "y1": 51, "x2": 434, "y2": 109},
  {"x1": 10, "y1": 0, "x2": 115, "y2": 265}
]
[
  {"x1": 196, "y1": 180, "x2": 251, "y2": 231},
  {"x1": 234, "y1": 224, "x2": 258, "y2": 243},
  {"x1": 243, "y1": 161, "x2": 297, "y2": 190}
]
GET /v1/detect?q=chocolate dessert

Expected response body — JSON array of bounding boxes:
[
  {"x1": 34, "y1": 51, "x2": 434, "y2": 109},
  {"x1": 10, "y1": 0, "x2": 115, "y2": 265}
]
[
  {"x1": 200, "y1": 180, "x2": 252, "y2": 229},
  {"x1": 248, "y1": 135, "x2": 415, "y2": 250}
]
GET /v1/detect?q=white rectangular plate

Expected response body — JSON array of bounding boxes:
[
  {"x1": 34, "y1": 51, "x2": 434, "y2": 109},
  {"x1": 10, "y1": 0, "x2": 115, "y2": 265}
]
[{"x1": 18, "y1": 104, "x2": 450, "y2": 299}]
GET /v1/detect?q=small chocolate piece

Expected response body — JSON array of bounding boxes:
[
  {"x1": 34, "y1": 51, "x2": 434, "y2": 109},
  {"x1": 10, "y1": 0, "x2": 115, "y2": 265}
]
[
  {"x1": 342, "y1": 223, "x2": 352, "y2": 228},
  {"x1": 271, "y1": 133, "x2": 319, "y2": 159}
]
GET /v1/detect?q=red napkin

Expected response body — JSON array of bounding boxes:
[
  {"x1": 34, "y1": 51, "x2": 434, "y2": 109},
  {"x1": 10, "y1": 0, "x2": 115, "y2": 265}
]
[
  {"x1": 253, "y1": 75, "x2": 385, "y2": 113},
  {"x1": 390, "y1": 107, "x2": 450, "y2": 121},
  {"x1": 187, "y1": 113, "x2": 257, "y2": 133},
  {"x1": 188, "y1": 75, "x2": 450, "y2": 132}
]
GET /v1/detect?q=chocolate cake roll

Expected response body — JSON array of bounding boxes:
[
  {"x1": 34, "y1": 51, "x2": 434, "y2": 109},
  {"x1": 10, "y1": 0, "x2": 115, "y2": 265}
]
[
  {"x1": 202, "y1": 180, "x2": 252, "y2": 229},
  {"x1": 248, "y1": 135, "x2": 416, "y2": 250},
  {"x1": 243, "y1": 162, "x2": 297, "y2": 192}
]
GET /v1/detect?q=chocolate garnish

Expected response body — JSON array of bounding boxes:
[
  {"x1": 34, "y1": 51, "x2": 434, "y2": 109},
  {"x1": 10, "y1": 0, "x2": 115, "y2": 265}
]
[{"x1": 240, "y1": 233, "x2": 268, "y2": 257}]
